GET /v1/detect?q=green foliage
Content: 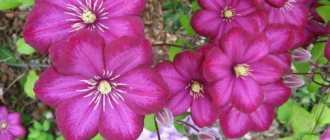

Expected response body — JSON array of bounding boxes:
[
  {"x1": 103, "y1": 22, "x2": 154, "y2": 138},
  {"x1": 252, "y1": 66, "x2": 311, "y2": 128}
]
[
  {"x1": 316, "y1": 6, "x2": 330, "y2": 23},
  {"x1": 16, "y1": 38, "x2": 35, "y2": 55},
  {"x1": 0, "y1": 0, "x2": 34, "y2": 10},
  {"x1": 28, "y1": 120, "x2": 54, "y2": 140},
  {"x1": 24, "y1": 70, "x2": 39, "y2": 98},
  {"x1": 144, "y1": 114, "x2": 156, "y2": 132},
  {"x1": 179, "y1": 14, "x2": 196, "y2": 36},
  {"x1": 312, "y1": 103, "x2": 330, "y2": 126},
  {"x1": 302, "y1": 135, "x2": 319, "y2": 140},
  {"x1": 168, "y1": 39, "x2": 186, "y2": 61},
  {"x1": 0, "y1": 47, "x2": 17, "y2": 63},
  {"x1": 19, "y1": 0, "x2": 35, "y2": 7}
]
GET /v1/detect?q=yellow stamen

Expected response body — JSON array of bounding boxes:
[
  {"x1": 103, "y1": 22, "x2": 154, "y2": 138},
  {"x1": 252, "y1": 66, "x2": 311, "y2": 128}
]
[
  {"x1": 234, "y1": 64, "x2": 251, "y2": 77},
  {"x1": 81, "y1": 10, "x2": 96, "y2": 24},
  {"x1": 98, "y1": 80, "x2": 111, "y2": 94},
  {"x1": 224, "y1": 10, "x2": 233, "y2": 18}
]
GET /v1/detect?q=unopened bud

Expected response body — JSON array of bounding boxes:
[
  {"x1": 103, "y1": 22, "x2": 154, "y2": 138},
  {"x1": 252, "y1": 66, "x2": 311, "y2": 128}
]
[
  {"x1": 265, "y1": 0, "x2": 287, "y2": 8},
  {"x1": 155, "y1": 108, "x2": 174, "y2": 128},
  {"x1": 292, "y1": 48, "x2": 311, "y2": 62},
  {"x1": 283, "y1": 75, "x2": 305, "y2": 88},
  {"x1": 198, "y1": 128, "x2": 222, "y2": 140}
]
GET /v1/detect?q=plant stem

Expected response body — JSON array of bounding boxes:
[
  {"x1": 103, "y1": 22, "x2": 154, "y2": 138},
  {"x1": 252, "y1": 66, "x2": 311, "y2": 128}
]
[
  {"x1": 312, "y1": 93, "x2": 330, "y2": 134},
  {"x1": 177, "y1": 120, "x2": 199, "y2": 132},
  {"x1": 154, "y1": 116, "x2": 161, "y2": 140},
  {"x1": 152, "y1": 43, "x2": 185, "y2": 48}
]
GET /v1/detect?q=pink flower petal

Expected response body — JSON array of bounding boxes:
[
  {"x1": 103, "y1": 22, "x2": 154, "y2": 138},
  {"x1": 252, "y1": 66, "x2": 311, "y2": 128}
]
[
  {"x1": 104, "y1": 0, "x2": 147, "y2": 16},
  {"x1": 7, "y1": 113, "x2": 21, "y2": 125},
  {"x1": 249, "y1": 105, "x2": 275, "y2": 131},
  {"x1": 263, "y1": 81, "x2": 291, "y2": 107},
  {"x1": 8, "y1": 125, "x2": 26, "y2": 138},
  {"x1": 117, "y1": 67, "x2": 169, "y2": 115},
  {"x1": 191, "y1": 97, "x2": 217, "y2": 127},
  {"x1": 173, "y1": 51, "x2": 203, "y2": 80},
  {"x1": 0, "y1": 107, "x2": 8, "y2": 120},
  {"x1": 250, "y1": 56, "x2": 282, "y2": 84},
  {"x1": 242, "y1": 34, "x2": 270, "y2": 63},
  {"x1": 56, "y1": 96, "x2": 101, "y2": 140},
  {"x1": 156, "y1": 61, "x2": 187, "y2": 96},
  {"x1": 104, "y1": 36, "x2": 152, "y2": 75},
  {"x1": 203, "y1": 47, "x2": 232, "y2": 82},
  {"x1": 101, "y1": 16, "x2": 144, "y2": 43},
  {"x1": 219, "y1": 107, "x2": 250, "y2": 138},
  {"x1": 268, "y1": 53, "x2": 292, "y2": 74},
  {"x1": 49, "y1": 31, "x2": 105, "y2": 78},
  {"x1": 0, "y1": 132, "x2": 14, "y2": 140},
  {"x1": 209, "y1": 77, "x2": 234, "y2": 109},
  {"x1": 34, "y1": 67, "x2": 87, "y2": 108},
  {"x1": 268, "y1": 4, "x2": 308, "y2": 28},
  {"x1": 98, "y1": 102, "x2": 144, "y2": 140},
  {"x1": 35, "y1": 0, "x2": 79, "y2": 9},
  {"x1": 23, "y1": 3, "x2": 71, "y2": 54},
  {"x1": 221, "y1": 28, "x2": 249, "y2": 62},
  {"x1": 265, "y1": 24, "x2": 294, "y2": 53},
  {"x1": 198, "y1": 0, "x2": 224, "y2": 11},
  {"x1": 167, "y1": 90, "x2": 192, "y2": 116},
  {"x1": 232, "y1": 77, "x2": 263, "y2": 113},
  {"x1": 191, "y1": 10, "x2": 222, "y2": 38}
]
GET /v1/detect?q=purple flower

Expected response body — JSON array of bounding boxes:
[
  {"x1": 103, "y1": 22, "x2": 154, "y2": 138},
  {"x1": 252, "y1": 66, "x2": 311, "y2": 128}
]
[
  {"x1": 203, "y1": 28, "x2": 282, "y2": 113},
  {"x1": 34, "y1": 31, "x2": 169, "y2": 140},
  {"x1": 191, "y1": 0, "x2": 258, "y2": 40},
  {"x1": 0, "y1": 106, "x2": 26, "y2": 140},
  {"x1": 23, "y1": 0, "x2": 146, "y2": 54},
  {"x1": 219, "y1": 81, "x2": 291, "y2": 138},
  {"x1": 321, "y1": 126, "x2": 330, "y2": 140},
  {"x1": 156, "y1": 49, "x2": 217, "y2": 127}
]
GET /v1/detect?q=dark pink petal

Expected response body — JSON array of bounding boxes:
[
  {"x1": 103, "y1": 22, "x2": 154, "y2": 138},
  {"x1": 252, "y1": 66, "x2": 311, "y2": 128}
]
[
  {"x1": 167, "y1": 90, "x2": 192, "y2": 116},
  {"x1": 35, "y1": 0, "x2": 79, "y2": 9},
  {"x1": 232, "y1": 77, "x2": 263, "y2": 113},
  {"x1": 321, "y1": 126, "x2": 330, "y2": 140},
  {"x1": 0, "y1": 132, "x2": 13, "y2": 140},
  {"x1": 156, "y1": 61, "x2": 187, "y2": 96},
  {"x1": 117, "y1": 66, "x2": 169, "y2": 115},
  {"x1": 268, "y1": 53, "x2": 292, "y2": 74},
  {"x1": 203, "y1": 47, "x2": 232, "y2": 82},
  {"x1": 98, "y1": 102, "x2": 144, "y2": 140},
  {"x1": 243, "y1": 34, "x2": 269, "y2": 63},
  {"x1": 268, "y1": 4, "x2": 308, "y2": 28},
  {"x1": 50, "y1": 31, "x2": 105, "y2": 78},
  {"x1": 7, "y1": 113, "x2": 21, "y2": 125},
  {"x1": 34, "y1": 67, "x2": 87, "y2": 108},
  {"x1": 0, "y1": 107, "x2": 8, "y2": 120},
  {"x1": 8, "y1": 125, "x2": 26, "y2": 138},
  {"x1": 101, "y1": 16, "x2": 144, "y2": 43},
  {"x1": 221, "y1": 28, "x2": 249, "y2": 62},
  {"x1": 191, "y1": 97, "x2": 217, "y2": 127},
  {"x1": 265, "y1": 24, "x2": 294, "y2": 53},
  {"x1": 326, "y1": 39, "x2": 330, "y2": 60},
  {"x1": 249, "y1": 105, "x2": 275, "y2": 131},
  {"x1": 198, "y1": 0, "x2": 224, "y2": 11},
  {"x1": 191, "y1": 10, "x2": 222, "y2": 38},
  {"x1": 263, "y1": 81, "x2": 291, "y2": 107},
  {"x1": 23, "y1": 3, "x2": 71, "y2": 54},
  {"x1": 196, "y1": 44, "x2": 215, "y2": 56},
  {"x1": 232, "y1": 16, "x2": 259, "y2": 34},
  {"x1": 173, "y1": 51, "x2": 203, "y2": 80},
  {"x1": 265, "y1": 0, "x2": 287, "y2": 8},
  {"x1": 250, "y1": 56, "x2": 282, "y2": 84},
  {"x1": 104, "y1": 0, "x2": 147, "y2": 16},
  {"x1": 209, "y1": 77, "x2": 234, "y2": 109},
  {"x1": 234, "y1": 0, "x2": 257, "y2": 15},
  {"x1": 104, "y1": 36, "x2": 152, "y2": 75},
  {"x1": 56, "y1": 96, "x2": 101, "y2": 140},
  {"x1": 219, "y1": 107, "x2": 250, "y2": 138}
]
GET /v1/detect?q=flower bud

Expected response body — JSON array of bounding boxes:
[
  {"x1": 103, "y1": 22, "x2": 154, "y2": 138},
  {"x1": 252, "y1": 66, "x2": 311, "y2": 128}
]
[
  {"x1": 325, "y1": 39, "x2": 330, "y2": 60},
  {"x1": 292, "y1": 48, "x2": 311, "y2": 62},
  {"x1": 198, "y1": 128, "x2": 222, "y2": 140},
  {"x1": 155, "y1": 108, "x2": 174, "y2": 128},
  {"x1": 265, "y1": 0, "x2": 287, "y2": 8},
  {"x1": 283, "y1": 75, "x2": 305, "y2": 88}
]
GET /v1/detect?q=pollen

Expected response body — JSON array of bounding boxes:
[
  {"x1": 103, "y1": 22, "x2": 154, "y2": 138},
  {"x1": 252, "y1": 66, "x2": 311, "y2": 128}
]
[
  {"x1": 223, "y1": 9, "x2": 233, "y2": 18},
  {"x1": 234, "y1": 64, "x2": 251, "y2": 77},
  {"x1": 191, "y1": 81, "x2": 203, "y2": 93},
  {"x1": 81, "y1": 10, "x2": 97, "y2": 24},
  {"x1": 0, "y1": 121, "x2": 7, "y2": 130},
  {"x1": 98, "y1": 80, "x2": 112, "y2": 94}
]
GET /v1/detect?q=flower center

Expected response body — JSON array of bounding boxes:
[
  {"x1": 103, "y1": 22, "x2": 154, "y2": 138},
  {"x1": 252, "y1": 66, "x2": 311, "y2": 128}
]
[
  {"x1": 221, "y1": 6, "x2": 236, "y2": 21},
  {"x1": 223, "y1": 9, "x2": 233, "y2": 18},
  {"x1": 0, "y1": 121, "x2": 8, "y2": 130},
  {"x1": 188, "y1": 81, "x2": 204, "y2": 99},
  {"x1": 234, "y1": 64, "x2": 251, "y2": 77},
  {"x1": 81, "y1": 10, "x2": 97, "y2": 24},
  {"x1": 98, "y1": 80, "x2": 112, "y2": 94}
]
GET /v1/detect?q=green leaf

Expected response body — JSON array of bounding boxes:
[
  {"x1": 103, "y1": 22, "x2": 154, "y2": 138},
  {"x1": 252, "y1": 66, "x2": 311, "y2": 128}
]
[
  {"x1": 179, "y1": 14, "x2": 196, "y2": 36},
  {"x1": 33, "y1": 121, "x2": 42, "y2": 130},
  {"x1": 43, "y1": 120, "x2": 50, "y2": 131},
  {"x1": 312, "y1": 103, "x2": 330, "y2": 125},
  {"x1": 291, "y1": 103, "x2": 316, "y2": 137},
  {"x1": 191, "y1": 0, "x2": 201, "y2": 11},
  {"x1": 92, "y1": 134, "x2": 103, "y2": 140},
  {"x1": 311, "y1": 42, "x2": 326, "y2": 61},
  {"x1": 174, "y1": 121, "x2": 188, "y2": 135},
  {"x1": 24, "y1": 70, "x2": 39, "y2": 98},
  {"x1": 55, "y1": 136, "x2": 65, "y2": 140},
  {"x1": 168, "y1": 47, "x2": 182, "y2": 61},
  {"x1": 16, "y1": 38, "x2": 35, "y2": 55},
  {"x1": 316, "y1": 6, "x2": 330, "y2": 23},
  {"x1": 19, "y1": 0, "x2": 34, "y2": 7},
  {"x1": 175, "y1": 112, "x2": 189, "y2": 121},
  {"x1": 0, "y1": 0, "x2": 21, "y2": 10},
  {"x1": 302, "y1": 135, "x2": 319, "y2": 140},
  {"x1": 277, "y1": 99, "x2": 294, "y2": 124},
  {"x1": 279, "y1": 136, "x2": 298, "y2": 140},
  {"x1": 28, "y1": 130, "x2": 40, "y2": 139},
  {"x1": 144, "y1": 114, "x2": 156, "y2": 132},
  {"x1": 293, "y1": 61, "x2": 310, "y2": 73},
  {"x1": 0, "y1": 47, "x2": 16, "y2": 63}
]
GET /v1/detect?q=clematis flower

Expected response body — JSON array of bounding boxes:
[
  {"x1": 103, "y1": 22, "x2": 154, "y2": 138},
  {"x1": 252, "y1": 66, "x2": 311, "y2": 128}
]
[
  {"x1": 191, "y1": 0, "x2": 258, "y2": 40},
  {"x1": 203, "y1": 28, "x2": 282, "y2": 113},
  {"x1": 219, "y1": 81, "x2": 291, "y2": 138},
  {"x1": 254, "y1": 0, "x2": 308, "y2": 28},
  {"x1": 0, "y1": 106, "x2": 26, "y2": 140},
  {"x1": 321, "y1": 126, "x2": 330, "y2": 140},
  {"x1": 34, "y1": 31, "x2": 169, "y2": 140},
  {"x1": 23, "y1": 0, "x2": 146, "y2": 54},
  {"x1": 156, "y1": 50, "x2": 217, "y2": 127},
  {"x1": 326, "y1": 39, "x2": 330, "y2": 60}
]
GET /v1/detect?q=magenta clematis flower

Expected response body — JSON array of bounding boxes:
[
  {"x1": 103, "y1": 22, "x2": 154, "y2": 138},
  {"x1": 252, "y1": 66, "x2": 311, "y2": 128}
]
[
  {"x1": 219, "y1": 81, "x2": 291, "y2": 138},
  {"x1": 254, "y1": 0, "x2": 308, "y2": 28},
  {"x1": 156, "y1": 49, "x2": 217, "y2": 127},
  {"x1": 23, "y1": 0, "x2": 146, "y2": 54},
  {"x1": 0, "y1": 106, "x2": 26, "y2": 140},
  {"x1": 203, "y1": 28, "x2": 282, "y2": 113},
  {"x1": 191, "y1": 0, "x2": 258, "y2": 40},
  {"x1": 34, "y1": 31, "x2": 169, "y2": 140},
  {"x1": 321, "y1": 126, "x2": 330, "y2": 140},
  {"x1": 326, "y1": 39, "x2": 330, "y2": 60}
]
